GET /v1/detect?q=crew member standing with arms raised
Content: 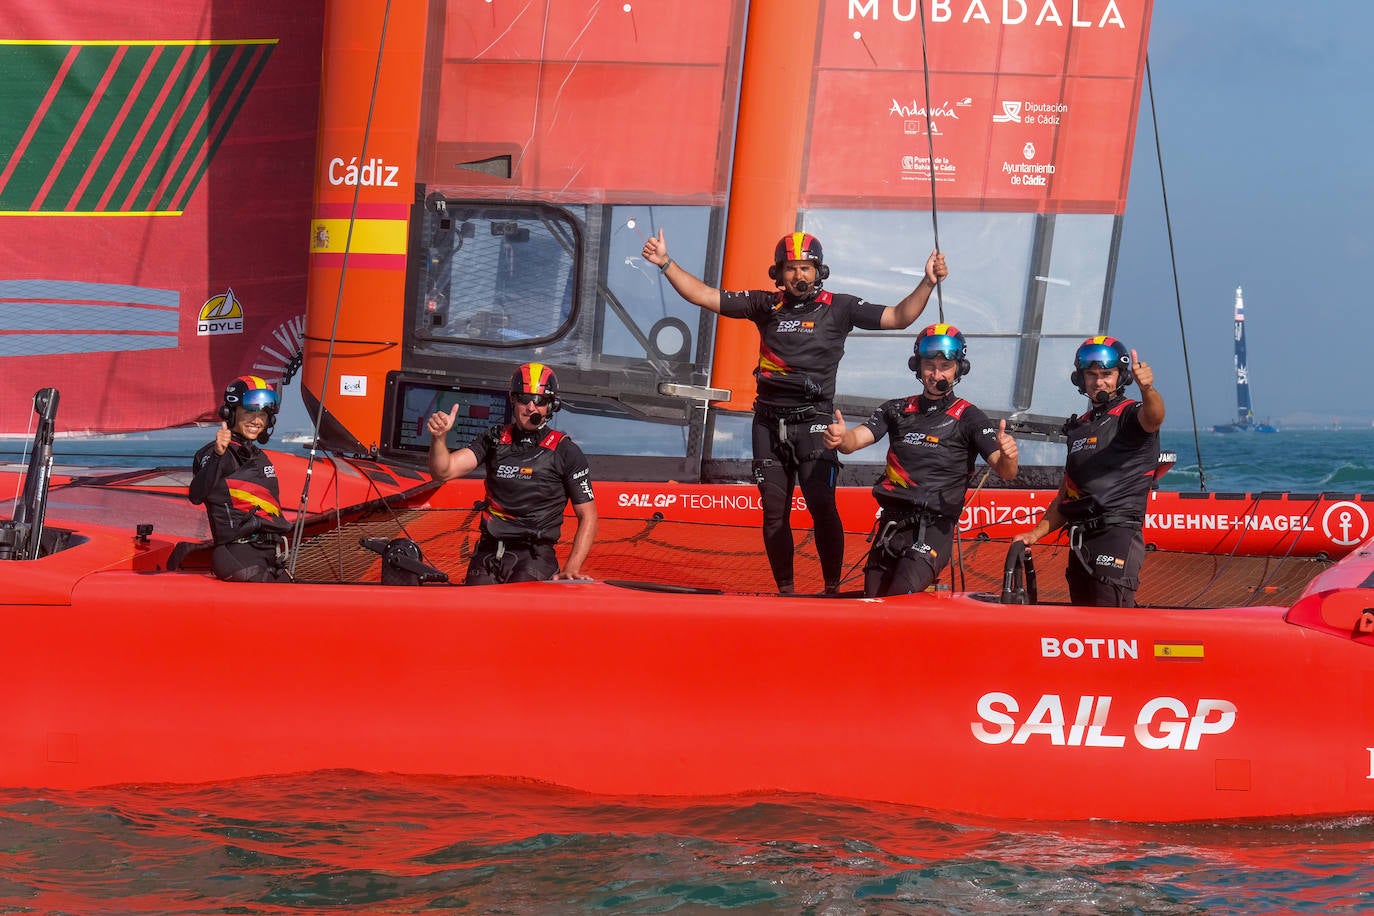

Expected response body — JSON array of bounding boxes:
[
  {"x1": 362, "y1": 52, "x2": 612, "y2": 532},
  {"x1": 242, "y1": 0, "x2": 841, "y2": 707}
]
[{"x1": 643, "y1": 229, "x2": 945, "y2": 594}]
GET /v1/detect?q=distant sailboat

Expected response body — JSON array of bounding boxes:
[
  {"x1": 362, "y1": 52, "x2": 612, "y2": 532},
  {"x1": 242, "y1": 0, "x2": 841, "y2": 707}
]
[{"x1": 1212, "y1": 286, "x2": 1278, "y2": 433}]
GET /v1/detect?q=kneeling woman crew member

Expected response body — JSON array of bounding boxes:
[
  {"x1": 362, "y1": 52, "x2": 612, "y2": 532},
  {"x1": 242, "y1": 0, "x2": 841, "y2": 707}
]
[{"x1": 189, "y1": 375, "x2": 293, "y2": 582}]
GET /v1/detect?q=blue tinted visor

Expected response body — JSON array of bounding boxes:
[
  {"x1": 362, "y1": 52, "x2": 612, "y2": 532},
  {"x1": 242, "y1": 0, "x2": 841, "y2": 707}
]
[
  {"x1": 917, "y1": 334, "x2": 963, "y2": 361},
  {"x1": 1074, "y1": 343, "x2": 1123, "y2": 371},
  {"x1": 240, "y1": 388, "x2": 280, "y2": 413}
]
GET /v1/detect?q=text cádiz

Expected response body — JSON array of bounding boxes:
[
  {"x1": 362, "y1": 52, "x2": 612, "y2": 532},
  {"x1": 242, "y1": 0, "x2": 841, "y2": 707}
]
[
  {"x1": 849, "y1": 0, "x2": 1127, "y2": 29},
  {"x1": 328, "y1": 156, "x2": 400, "y2": 188},
  {"x1": 973, "y1": 694, "x2": 1236, "y2": 749}
]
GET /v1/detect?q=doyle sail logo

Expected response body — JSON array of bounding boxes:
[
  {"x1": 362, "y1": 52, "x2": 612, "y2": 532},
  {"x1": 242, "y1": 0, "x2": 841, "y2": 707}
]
[
  {"x1": 0, "y1": 39, "x2": 276, "y2": 215},
  {"x1": 198, "y1": 288, "x2": 244, "y2": 336}
]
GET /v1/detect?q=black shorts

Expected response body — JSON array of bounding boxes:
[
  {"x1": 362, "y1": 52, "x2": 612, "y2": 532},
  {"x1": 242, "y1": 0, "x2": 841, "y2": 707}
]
[
  {"x1": 465, "y1": 536, "x2": 559, "y2": 585},
  {"x1": 1065, "y1": 524, "x2": 1144, "y2": 607},
  {"x1": 863, "y1": 511, "x2": 957, "y2": 597},
  {"x1": 212, "y1": 539, "x2": 290, "y2": 582}
]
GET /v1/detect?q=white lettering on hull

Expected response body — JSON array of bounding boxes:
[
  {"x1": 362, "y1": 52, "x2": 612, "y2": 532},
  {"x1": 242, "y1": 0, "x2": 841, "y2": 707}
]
[
  {"x1": 973, "y1": 693, "x2": 1237, "y2": 749},
  {"x1": 1041, "y1": 637, "x2": 1139, "y2": 660}
]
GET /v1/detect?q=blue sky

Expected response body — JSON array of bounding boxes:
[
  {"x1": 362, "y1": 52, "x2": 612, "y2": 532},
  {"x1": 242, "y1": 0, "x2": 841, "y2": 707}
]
[{"x1": 1111, "y1": 1, "x2": 1372, "y2": 428}]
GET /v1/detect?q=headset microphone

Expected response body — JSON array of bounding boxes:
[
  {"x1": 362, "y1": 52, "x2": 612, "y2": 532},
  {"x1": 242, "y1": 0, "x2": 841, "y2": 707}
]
[
  {"x1": 934, "y1": 379, "x2": 951, "y2": 393},
  {"x1": 1093, "y1": 390, "x2": 1111, "y2": 405}
]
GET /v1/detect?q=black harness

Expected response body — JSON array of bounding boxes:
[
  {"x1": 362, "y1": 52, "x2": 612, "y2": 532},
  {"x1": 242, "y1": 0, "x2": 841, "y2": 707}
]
[
  {"x1": 1065, "y1": 513, "x2": 1138, "y2": 575},
  {"x1": 871, "y1": 508, "x2": 947, "y2": 559},
  {"x1": 754, "y1": 402, "x2": 829, "y2": 470}
]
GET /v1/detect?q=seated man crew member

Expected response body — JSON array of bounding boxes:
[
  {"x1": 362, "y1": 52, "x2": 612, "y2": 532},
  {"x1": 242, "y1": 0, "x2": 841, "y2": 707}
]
[
  {"x1": 426, "y1": 363, "x2": 596, "y2": 584},
  {"x1": 1013, "y1": 337, "x2": 1165, "y2": 607},
  {"x1": 189, "y1": 375, "x2": 293, "y2": 582},
  {"x1": 825, "y1": 324, "x2": 1018, "y2": 596}
]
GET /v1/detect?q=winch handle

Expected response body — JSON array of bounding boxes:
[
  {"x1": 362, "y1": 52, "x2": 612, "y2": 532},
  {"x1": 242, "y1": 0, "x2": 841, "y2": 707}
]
[{"x1": 1001, "y1": 542, "x2": 1036, "y2": 605}]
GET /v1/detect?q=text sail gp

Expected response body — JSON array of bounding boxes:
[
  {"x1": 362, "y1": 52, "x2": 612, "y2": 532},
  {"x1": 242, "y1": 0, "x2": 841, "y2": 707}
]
[{"x1": 973, "y1": 693, "x2": 1237, "y2": 749}]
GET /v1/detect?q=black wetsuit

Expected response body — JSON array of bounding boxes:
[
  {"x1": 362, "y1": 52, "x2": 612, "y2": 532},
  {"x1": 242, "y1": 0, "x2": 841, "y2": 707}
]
[
  {"x1": 464, "y1": 423, "x2": 594, "y2": 585},
  {"x1": 189, "y1": 436, "x2": 291, "y2": 582},
  {"x1": 858, "y1": 393, "x2": 1001, "y2": 597},
  {"x1": 719, "y1": 288, "x2": 886, "y2": 592},
  {"x1": 1057, "y1": 396, "x2": 1160, "y2": 607}
]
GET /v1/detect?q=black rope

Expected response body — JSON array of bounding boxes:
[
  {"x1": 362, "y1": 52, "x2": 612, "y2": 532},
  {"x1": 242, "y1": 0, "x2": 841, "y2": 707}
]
[
  {"x1": 916, "y1": 0, "x2": 944, "y2": 322},
  {"x1": 1144, "y1": 57, "x2": 1207, "y2": 492}
]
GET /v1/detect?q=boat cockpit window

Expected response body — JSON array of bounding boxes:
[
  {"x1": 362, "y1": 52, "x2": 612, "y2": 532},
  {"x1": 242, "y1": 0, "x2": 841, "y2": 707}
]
[{"x1": 416, "y1": 203, "x2": 579, "y2": 347}]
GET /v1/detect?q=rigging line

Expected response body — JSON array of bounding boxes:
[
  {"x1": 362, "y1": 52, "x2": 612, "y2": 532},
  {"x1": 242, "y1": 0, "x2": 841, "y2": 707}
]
[
  {"x1": 12, "y1": 409, "x2": 36, "y2": 506},
  {"x1": 1144, "y1": 56, "x2": 1206, "y2": 492},
  {"x1": 288, "y1": 0, "x2": 394, "y2": 578},
  {"x1": 1174, "y1": 492, "x2": 1265, "y2": 607},
  {"x1": 952, "y1": 468, "x2": 993, "y2": 590},
  {"x1": 1242, "y1": 492, "x2": 1327, "y2": 606},
  {"x1": 916, "y1": 0, "x2": 944, "y2": 322}
]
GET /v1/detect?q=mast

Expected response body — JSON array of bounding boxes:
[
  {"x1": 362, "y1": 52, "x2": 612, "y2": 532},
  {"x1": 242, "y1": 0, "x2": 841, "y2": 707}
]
[
  {"x1": 709, "y1": 0, "x2": 820, "y2": 412},
  {"x1": 1232, "y1": 286, "x2": 1253, "y2": 427}
]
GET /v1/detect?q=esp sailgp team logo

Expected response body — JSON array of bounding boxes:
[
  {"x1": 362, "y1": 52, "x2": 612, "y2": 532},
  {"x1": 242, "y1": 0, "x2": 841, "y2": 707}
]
[{"x1": 198, "y1": 288, "x2": 245, "y2": 337}]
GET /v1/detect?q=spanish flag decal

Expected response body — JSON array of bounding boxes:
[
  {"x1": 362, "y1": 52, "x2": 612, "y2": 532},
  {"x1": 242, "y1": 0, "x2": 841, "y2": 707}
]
[
  {"x1": 758, "y1": 344, "x2": 791, "y2": 375},
  {"x1": 1154, "y1": 642, "x2": 1204, "y2": 660},
  {"x1": 884, "y1": 456, "x2": 915, "y2": 489},
  {"x1": 228, "y1": 485, "x2": 281, "y2": 517}
]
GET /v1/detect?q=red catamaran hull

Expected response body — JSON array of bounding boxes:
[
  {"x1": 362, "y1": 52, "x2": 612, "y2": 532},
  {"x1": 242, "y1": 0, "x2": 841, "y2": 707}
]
[{"x1": 4, "y1": 457, "x2": 1373, "y2": 823}]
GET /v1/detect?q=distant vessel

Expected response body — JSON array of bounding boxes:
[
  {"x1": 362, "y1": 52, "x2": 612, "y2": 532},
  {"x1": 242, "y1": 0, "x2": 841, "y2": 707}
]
[{"x1": 1212, "y1": 287, "x2": 1278, "y2": 433}]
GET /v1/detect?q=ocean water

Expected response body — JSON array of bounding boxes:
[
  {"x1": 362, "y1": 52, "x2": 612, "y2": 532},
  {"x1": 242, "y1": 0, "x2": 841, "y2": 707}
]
[
  {"x1": 4, "y1": 772, "x2": 1374, "y2": 915},
  {"x1": 8, "y1": 427, "x2": 1374, "y2": 495},
  {"x1": 1157, "y1": 428, "x2": 1374, "y2": 495},
  {"x1": 3, "y1": 429, "x2": 1373, "y2": 913}
]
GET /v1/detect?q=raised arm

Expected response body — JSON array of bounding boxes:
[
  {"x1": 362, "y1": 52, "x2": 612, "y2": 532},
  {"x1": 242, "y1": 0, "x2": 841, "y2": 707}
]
[
  {"x1": 642, "y1": 228, "x2": 722, "y2": 313},
  {"x1": 426, "y1": 404, "x2": 479, "y2": 481},
  {"x1": 879, "y1": 249, "x2": 948, "y2": 330},
  {"x1": 824, "y1": 409, "x2": 877, "y2": 455},
  {"x1": 988, "y1": 419, "x2": 1019, "y2": 480},
  {"x1": 1131, "y1": 350, "x2": 1165, "y2": 433}
]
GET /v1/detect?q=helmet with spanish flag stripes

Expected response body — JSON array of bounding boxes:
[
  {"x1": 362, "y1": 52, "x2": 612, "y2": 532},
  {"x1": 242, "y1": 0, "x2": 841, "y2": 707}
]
[
  {"x1": 768, "y1": 232, "x2": 830, "y2": 287},
  {"x1": 908, "y1": 323, "x2": 971, "y2": 379},
  {"x1": 219, "y1": 375, "x2": 279, "y2": 443},
  {"x1": 509, "y1": 362, "x2": 561, "y2": 413}
]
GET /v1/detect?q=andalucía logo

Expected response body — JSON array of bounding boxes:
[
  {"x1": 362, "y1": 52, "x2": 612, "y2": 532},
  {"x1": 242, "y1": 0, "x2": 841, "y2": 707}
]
[{"x1": 198, "y1": 289, "x2": 244, "y2": 337}]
